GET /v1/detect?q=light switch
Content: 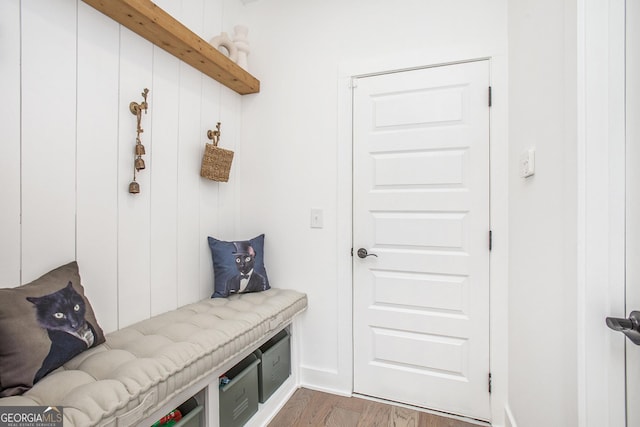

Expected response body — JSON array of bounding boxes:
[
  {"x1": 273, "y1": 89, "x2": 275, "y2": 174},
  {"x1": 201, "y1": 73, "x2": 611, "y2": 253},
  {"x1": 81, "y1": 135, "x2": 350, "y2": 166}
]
[
  {"x1": 310, "y1": 208, "x2": 323, "y2": 228},
  {"x1": 520, "y1": 148, "x2": 535, "y2": 178}
]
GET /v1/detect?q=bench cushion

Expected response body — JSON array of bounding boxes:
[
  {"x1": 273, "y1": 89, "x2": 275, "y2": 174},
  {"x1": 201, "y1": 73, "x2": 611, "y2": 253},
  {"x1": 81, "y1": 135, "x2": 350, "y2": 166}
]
[{"x1": 0, "y1": 288, "x2": 307, "y2": 427}]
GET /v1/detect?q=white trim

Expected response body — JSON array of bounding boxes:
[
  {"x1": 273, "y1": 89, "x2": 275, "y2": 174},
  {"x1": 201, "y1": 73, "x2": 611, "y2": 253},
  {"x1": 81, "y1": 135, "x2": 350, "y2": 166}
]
[
  {"x1": 487, "y1": 52, "x2": 510, "y2": 427},
  {"x1": 298, "y1": 381, "x2": 353, "y2": 398},
  {"x1": 336, "y1": 47, "x2": 509, "y2": 426},
  {"x1": 504, "y1": 404, "x2": 518, "y2": 427},
  {"x1": 298, "y1": 365, "x2": 349, "y2": 395},
  {"x1": 576, "y1": 0, "x2": 587, "y2": 423},
  {"x1": 577, "y1": 0, "x2": 627, "y2": 426}
]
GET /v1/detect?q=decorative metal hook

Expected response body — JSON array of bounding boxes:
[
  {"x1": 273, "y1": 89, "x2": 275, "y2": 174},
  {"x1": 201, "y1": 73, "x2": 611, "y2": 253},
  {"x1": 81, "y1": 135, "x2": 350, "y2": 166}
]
[
  {"x1": 207, "y1": 122, "x2": 221, "y2": 146},
  {"x1": 129, "y1": 88, "x2": 149, "y2": 116}
]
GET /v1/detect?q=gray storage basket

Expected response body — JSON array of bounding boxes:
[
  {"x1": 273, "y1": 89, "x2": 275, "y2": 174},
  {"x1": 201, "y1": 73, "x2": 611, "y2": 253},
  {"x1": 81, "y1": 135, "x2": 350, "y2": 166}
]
[
  {"x1": 174, "y1": 397, "x2": 204, "y2": 427},
  {"x1": 219, "y1": 353, "x2": 260, "y2": 427},
  {"x1": 254, "y1": 329, "x2": 291, "y2": 403}
]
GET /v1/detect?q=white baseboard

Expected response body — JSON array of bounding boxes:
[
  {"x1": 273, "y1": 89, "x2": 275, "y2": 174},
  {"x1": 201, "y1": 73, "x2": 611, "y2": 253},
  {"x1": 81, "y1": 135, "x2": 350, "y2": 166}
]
[
  {"x1": 299, "y1": 365, "x2": 351, "y2": 396},
  {"x1": 299, "y1": 382, "x2": 352, "y2": 398},
  {"x1": 504, "y1": 404, "x2": 517, "y2": 427}
]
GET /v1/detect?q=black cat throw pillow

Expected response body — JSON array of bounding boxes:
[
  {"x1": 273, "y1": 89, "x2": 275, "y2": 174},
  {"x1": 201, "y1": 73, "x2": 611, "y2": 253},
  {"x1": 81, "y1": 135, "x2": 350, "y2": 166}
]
[
  {"x1": 0, "y1": 261, "x2": 105, "y2": 397},
  {"x1": 208, "y1": 234, "x2": 271, "y2": 298}
]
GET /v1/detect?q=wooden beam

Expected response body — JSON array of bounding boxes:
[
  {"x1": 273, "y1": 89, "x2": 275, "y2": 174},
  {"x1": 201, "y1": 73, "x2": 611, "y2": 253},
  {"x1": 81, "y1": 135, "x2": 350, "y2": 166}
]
[{"x1": 82, "y1": 0, "x2": 260, "y2": 95}]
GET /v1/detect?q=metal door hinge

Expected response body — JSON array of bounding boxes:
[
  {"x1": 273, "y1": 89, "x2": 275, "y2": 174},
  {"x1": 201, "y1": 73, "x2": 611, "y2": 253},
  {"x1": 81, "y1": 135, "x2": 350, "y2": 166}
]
[
  {"x1": 489, "y1": 230, "x2": 493, "y2": 251},
  {"x1": 488, "y1": 86, "x2": 492, "y2": 107},
  {"x1": 351, "y1": 248, "x2": 354, "y2": 257},
  {"x1": 488, "y1": 373, "x2": 492, "y2": 394}
]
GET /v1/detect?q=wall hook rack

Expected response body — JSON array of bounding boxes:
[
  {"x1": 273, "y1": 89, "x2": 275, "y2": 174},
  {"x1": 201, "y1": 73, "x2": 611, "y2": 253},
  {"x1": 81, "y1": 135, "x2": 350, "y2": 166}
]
[
  {"x1": 129, "y1": 88, "x2": 149, "y2": 194},
  {"x1": 207, "y1": 122, "x2": 221, "y2": 145}
]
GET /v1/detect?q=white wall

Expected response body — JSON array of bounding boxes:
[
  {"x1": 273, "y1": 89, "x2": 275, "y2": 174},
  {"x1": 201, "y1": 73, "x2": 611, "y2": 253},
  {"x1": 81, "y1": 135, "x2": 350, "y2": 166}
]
[
  {"x1": 0, "y1": 0, "x2": 21, "y2": 288},
  {"x1": 229, "y1": 0, "x2": 508, "y2": 410},
  {"x1": 507, "y1": 0, "x2": 578, "y2": 426},
  {"x1": 0, "y1": 0, "x2": 242, "y2": 333}
]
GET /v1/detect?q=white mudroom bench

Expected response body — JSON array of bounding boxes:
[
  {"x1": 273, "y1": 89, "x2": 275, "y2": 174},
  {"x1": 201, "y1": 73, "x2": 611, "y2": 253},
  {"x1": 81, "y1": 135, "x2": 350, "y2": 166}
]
[{"x1": 0, "y1": 288, "x2": 307, "y2": 427}]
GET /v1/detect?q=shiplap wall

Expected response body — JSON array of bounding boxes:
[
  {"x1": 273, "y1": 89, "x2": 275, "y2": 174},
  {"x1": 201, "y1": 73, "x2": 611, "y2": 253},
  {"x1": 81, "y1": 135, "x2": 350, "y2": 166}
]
[{"x1": 0, "y1": 0, "x2": 242, "y2": 333}]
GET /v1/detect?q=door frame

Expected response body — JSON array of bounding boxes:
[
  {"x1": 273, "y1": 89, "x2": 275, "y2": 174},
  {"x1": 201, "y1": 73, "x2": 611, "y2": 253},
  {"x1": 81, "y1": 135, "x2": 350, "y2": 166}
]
[
  {"x1": 336, "y1": 51, "x2": 508, "y2": 425},
  {"x1": 577, "y1": 0, "x2": 626, "y2": 426}
]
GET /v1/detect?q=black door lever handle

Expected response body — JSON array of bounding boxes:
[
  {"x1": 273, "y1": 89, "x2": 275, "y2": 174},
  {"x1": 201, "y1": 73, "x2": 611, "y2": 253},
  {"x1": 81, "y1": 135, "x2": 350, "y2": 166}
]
[
  {"x1": 606, "y1": 311, "x2": 640, "y2": 345},
  {"x1": 606, "y1": 316, "x2": 636, "y2": 331},
  {"x1": 357, "y1": 248, "x2": 378, "y2": 259}
]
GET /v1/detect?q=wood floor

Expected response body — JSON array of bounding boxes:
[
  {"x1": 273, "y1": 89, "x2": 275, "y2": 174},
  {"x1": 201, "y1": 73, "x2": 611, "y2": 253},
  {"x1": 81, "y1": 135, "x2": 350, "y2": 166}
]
[{"x1": 267, "y1": 388, "x2": 483, "y2": 427}]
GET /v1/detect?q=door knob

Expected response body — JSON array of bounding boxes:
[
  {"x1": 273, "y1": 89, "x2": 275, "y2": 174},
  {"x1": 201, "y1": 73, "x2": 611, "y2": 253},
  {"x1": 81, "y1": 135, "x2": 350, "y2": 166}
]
[
  {"x1": 606, "y1": 311, "x2": 640, "y2": 345},
  {"x1": 357, "y1": 248, "x2": 378, "y2": 259}
]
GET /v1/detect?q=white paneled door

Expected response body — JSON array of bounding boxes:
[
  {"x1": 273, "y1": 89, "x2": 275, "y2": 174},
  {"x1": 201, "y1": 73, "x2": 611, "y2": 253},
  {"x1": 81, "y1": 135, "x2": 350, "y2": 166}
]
[
  {"x1": 626, "y1": 1, "x2": 640, "y2": 424},
  {"x1": 352, "y1": 60, "x2": 491, "y2": 421}
]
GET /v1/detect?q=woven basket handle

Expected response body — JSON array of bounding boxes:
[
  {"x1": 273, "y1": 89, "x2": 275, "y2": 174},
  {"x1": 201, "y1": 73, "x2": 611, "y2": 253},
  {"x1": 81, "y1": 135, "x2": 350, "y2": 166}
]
[{"x1": 207, "y1": 122, "x2": 221, "y2": 147}]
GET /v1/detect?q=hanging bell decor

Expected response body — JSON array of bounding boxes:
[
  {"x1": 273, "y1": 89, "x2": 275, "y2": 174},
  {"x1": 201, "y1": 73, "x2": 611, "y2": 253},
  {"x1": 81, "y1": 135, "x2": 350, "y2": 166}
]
[
  {"x1": 135, "y1": 157, "x2": 146, "y2": 171},
  {"x1": 128, "y1": 88, "x2": 149, "y2": 194},
  {"x1": 128, "y1": 181, "x2": 140, "y2": 194}
]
